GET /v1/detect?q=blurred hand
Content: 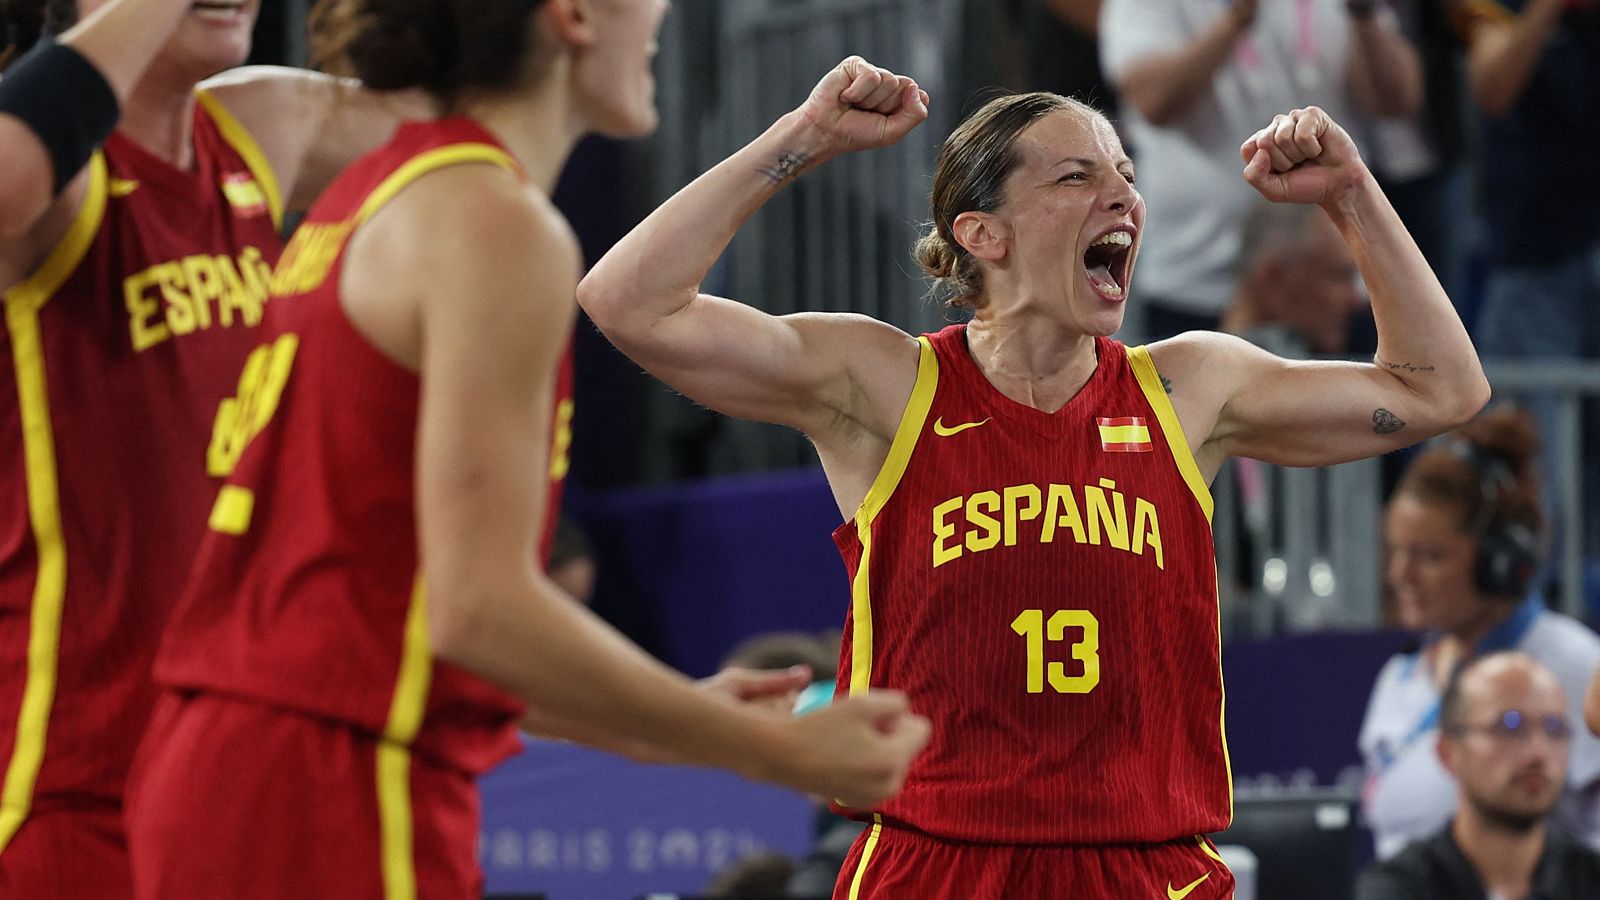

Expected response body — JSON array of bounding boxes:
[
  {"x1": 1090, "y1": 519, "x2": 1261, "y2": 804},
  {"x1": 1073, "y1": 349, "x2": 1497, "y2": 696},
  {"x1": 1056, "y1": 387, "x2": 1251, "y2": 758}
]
[
  {"x1": 1239, "y1": 106, "x2": 1368, "y2": 207},
  {"x1": 699, "y1": 665, "x2": 812, "y2": 715},
  {"x1": 1229, "y1": 0, "x2": 1259, "y2": 28},
  {"x1": 796, "y1": 56, "x2": 930, "y2": 159},
  {"x1": 772, "y1": 690, "x2": 930, "y2": 809}
]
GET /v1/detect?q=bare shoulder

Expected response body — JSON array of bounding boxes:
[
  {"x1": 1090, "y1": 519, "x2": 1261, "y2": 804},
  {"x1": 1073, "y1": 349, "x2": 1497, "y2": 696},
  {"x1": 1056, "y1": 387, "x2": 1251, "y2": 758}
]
[{"x1": 364, "y1": 164, "x2": 578, "y2": 291}]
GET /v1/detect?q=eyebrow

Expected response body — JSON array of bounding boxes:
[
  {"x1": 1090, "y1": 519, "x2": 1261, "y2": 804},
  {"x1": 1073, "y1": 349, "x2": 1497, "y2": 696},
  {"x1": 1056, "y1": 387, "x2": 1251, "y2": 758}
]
[{"x1": 1053, "y1": 156, "x2": 1136, "y2": 171}]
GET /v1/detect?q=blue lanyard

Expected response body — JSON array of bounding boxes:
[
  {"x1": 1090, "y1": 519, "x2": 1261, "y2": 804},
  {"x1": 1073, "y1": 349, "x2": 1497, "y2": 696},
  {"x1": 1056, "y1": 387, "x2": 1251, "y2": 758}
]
[{"x1": 1382, "y1": 597, "x2": 1544, "y2": 771}]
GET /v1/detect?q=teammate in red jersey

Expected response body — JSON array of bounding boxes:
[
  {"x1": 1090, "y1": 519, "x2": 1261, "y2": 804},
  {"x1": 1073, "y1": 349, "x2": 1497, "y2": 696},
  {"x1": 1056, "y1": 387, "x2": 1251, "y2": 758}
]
[
  {"x1": 125, "y1": 3, "x2": 929, "y2": 897},
  {"x1": 0, "y1": 0, "x2": 457, "y2": 895},
  {"x1": 579, "y1": 58, "x2": 1491, "y2": 897}
]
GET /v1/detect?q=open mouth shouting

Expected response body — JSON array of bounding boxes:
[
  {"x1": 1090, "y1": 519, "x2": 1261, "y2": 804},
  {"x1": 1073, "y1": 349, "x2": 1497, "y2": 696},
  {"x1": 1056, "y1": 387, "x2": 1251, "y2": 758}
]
[{"x1": 1083, "y1": 226, "x2": 1134, "y2": 302}]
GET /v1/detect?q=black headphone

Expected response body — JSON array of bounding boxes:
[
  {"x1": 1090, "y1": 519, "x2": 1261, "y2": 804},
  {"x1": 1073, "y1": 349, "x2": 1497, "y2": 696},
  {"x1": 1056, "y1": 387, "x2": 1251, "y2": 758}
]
[{"x1": 1450, "y1": 442, "x2": 1540, "y2": 599}]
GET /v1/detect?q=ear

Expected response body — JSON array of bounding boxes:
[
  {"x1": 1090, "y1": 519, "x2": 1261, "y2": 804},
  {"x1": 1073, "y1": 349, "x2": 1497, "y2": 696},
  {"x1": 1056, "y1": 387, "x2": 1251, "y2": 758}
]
[
  {"x1": 951, "y1": 211, "x2": 1009, "y2": 263},
  {"x1": 540, "y1": 0, "x2": 597, "y2": 51},
  {"x1": 1437, "y1": 734, "x2": 1461, "y2": 777}
]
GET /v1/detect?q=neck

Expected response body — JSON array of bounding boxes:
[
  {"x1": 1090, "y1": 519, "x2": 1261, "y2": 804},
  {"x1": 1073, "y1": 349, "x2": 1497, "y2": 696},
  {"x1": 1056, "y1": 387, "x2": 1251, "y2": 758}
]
[
  {"x1": 120, "y1": 66, "x2": 200, "y2": 169},
  {"x1": 1453, "y1": 812, "x2": 1545, "y2": 900},
  {"x1": 457, "y1": 65, "x2": 583, "y2": 194},
  {"x1": 1445, "y1": 600, "x2": 1518, "y2": 657},
  {"x1": 964, "y1": 308, "x2": 1098, "y2": 413}
]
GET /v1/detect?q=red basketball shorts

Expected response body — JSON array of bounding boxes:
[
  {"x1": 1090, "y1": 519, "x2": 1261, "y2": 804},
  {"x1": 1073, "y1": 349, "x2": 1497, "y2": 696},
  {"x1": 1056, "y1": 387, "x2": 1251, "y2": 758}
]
[
  {"x1": 126, "y1": 690, "x2": 483, "y2": 899},
  {"x1": 0, "y1": 802, "x2": 131, "y2": 899},
  {"x1": 835, "y1": 817, "x2": 1235, "y2": 899}
]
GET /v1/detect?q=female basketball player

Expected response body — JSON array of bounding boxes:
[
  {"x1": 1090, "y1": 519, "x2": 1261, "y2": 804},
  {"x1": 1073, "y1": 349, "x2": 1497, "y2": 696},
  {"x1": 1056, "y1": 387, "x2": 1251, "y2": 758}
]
[
  {"x1": 0, "y1": 1, "x2": 426, "y2": 894},
  {"x1": 124, "y1": 4, "x2": 928, "y2": 897},
  {"x1": 578, "y1": 58, "x2": 1490, "y2": 897}
]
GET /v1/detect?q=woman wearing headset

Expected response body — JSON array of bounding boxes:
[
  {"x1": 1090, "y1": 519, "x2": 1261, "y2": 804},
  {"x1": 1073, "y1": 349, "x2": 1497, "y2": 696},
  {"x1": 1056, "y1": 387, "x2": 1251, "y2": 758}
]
[{"x1": 1359, "y1": 407, "x2": 1600, "y2": 858}]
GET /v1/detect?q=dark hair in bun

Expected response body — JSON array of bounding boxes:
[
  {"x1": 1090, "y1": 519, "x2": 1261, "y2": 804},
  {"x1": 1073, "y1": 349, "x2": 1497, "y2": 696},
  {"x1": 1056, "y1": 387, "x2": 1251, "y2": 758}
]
[{"x1": 309, "y1": 0, "x2": 547, "y2": 106}]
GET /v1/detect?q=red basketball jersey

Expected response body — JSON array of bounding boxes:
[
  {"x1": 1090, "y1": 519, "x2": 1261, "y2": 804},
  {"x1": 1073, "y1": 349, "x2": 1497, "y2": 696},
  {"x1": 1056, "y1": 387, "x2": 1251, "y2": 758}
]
[
  {"x1": 155, "y1": 118, "x2": 543, "y2": 777},
  {"x1": 833, "y1": 324, "x2": 1231, "y2": 843},
  {"x1": 0, "y1": 93, "x2": 282, "y2": 838}
]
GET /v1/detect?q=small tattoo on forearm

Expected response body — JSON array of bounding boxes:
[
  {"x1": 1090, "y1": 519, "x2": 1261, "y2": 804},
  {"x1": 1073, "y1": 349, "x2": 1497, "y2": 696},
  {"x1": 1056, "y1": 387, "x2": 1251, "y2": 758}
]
[
  {"x1": 1160, "y1": 375, "x2": 1173, "y2": 395},
  {"x1": 1372, "y1": 408, "x2": 1405, "y2": 435},
  {"x1": 1377, "y1": 358, "x2": 1436, "y2": 374},
  {"x1": 758, "y1": 151, "x2": 811, "y2": 184}
]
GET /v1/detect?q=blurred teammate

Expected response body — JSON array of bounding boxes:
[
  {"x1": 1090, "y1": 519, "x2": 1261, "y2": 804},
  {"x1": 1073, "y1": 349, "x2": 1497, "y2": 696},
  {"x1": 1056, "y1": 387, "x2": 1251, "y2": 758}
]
[
  {"x1": 579, "y1": 59, "x2": 1489, "y2": 896},
  {"x1": 124, "y1": 2, "x2": 929, "y2": 897},
  {"x1": 0, "y1": 0, "x2": 431, "y2": 894}
]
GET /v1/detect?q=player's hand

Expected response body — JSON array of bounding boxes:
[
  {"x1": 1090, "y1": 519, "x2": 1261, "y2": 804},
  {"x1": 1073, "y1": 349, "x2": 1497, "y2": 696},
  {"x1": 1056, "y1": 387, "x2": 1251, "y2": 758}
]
[
  {"x1": 796, "y1": 56, "x2": 930, "y2": 159},
  {"x1": 1228, "y1": 0, "x2": 1259, "y2": 29},
  {"x1": 699, "y1": 665, "x2": 812, "y2": 714},
  {"x1": 1239, "y1": 107, "x2": 1368, "y2": 207},
  {"x1": 770, "y1": 690, "x2": 930, "y2": 809}
]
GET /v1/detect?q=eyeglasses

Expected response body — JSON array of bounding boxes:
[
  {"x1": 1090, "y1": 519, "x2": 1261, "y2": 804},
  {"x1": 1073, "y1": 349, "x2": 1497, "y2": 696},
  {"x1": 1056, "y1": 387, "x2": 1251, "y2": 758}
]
[{"x1": 1446, "y1": 709, "x2": 1573, "y2": 743}]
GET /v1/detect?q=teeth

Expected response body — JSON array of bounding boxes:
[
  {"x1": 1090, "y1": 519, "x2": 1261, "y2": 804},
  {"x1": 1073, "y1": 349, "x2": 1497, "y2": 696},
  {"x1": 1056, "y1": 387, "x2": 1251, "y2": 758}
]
[{"x1": 1090, "y1": 231, "x2": 1132, "y2": 249}]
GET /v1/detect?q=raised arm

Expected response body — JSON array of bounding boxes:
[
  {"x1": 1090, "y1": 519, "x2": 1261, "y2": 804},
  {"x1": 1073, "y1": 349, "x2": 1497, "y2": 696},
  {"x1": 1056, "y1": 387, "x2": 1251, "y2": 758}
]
[
  {"x1": 1344, "y1": 2, "x2": 1424, "y2": 118},
  {"x1": 1103, "y1": 0, "x2": 1256, "y2": 127},
  {"x1": 372, "y1": 168, "x2": 926, "y2": 804},
  {"x1": 578, "y1": 57, "x2": 928, "y2": 445},
  {"x1": 1156, "y1": 107, "x2": 1489, "y2": 473},
  {"x1": 1456, "y1": 0, "x2": 1567, "y2": 117},
  {"x1": 0, "y1": 0, "x2": 193, "y2": 242}
]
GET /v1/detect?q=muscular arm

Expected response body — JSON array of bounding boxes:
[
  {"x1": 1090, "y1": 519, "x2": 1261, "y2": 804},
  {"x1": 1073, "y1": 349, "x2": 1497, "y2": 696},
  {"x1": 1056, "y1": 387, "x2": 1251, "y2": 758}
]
[
  {"x1": 1345, "y1": 10, "x2": 1424, "y2": 118},
  {"x1": 1458, "y1": 0, "x2": 1566, "y2": 117},
  {"x1": 1110, "y1": 2, "x2": 1252, "y2": 126},
  {"x1": 200, "y1": 67, "x2": 431, "y2": 215},
  {"x1": 579, "y1": 58, "x2": 927, "y2": 457},
  {"x1": 1157, "y1": 109, "x2": 1488, "y2": 473},
  {"x1": 0, "y1": 0, "x2": 193, "y2": 243},
  {"x1": 365, "y1": 169, "x2": 922, "y2": 803}
]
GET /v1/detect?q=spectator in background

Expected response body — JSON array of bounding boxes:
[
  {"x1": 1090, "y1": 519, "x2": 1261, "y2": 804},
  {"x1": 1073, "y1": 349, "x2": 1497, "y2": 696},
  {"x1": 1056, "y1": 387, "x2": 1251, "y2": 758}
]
[
  {"x1": 1019, "y1": 1, "x2": 1120, "y2": 115},
  {"x1": 1360, "y1": 408, "x2": 1600, "y2": 859},
  {"x1": 1221, "y1": 200, "x2": 1370, "y2": 359},
  {"x1": 1452, "y1": 0, "x2": 1600, "y2": 558},
  {"x1": 1099, "y1": 0, "x2": 1422, "y2": 340},
  {"x1": 1356, "y1": 653, "x2": 1600, "y2": 899},
  {"x1": 705, "y1": 850, "x2": 797, "y2": 897}
]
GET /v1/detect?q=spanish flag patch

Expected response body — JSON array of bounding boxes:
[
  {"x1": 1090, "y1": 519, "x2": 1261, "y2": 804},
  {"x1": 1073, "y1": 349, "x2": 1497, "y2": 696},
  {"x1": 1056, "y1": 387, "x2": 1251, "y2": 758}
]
[
  {"x1": 221, "y1": 171, "x2": 269, "y2": 218},
  {"x1": 1097, "y1": 416, "x2": 1152, "y2": 453}
]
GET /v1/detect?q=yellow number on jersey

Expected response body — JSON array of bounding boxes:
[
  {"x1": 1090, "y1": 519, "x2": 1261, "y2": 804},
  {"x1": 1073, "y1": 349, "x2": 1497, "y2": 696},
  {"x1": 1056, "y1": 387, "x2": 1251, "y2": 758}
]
[
  {"x1": 1010, "y1": 608, "x2": 1100, "y2": 694},
  {"x1": 207, "y1": 334, "x2": 299, "y2": 478}
]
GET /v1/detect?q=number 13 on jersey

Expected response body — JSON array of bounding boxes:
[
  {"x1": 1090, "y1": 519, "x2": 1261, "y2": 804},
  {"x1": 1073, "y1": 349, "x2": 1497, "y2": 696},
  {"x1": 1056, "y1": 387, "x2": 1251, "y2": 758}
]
[{"x1": 1010, "y1": 609, "x2": 1100, "y2": 694}]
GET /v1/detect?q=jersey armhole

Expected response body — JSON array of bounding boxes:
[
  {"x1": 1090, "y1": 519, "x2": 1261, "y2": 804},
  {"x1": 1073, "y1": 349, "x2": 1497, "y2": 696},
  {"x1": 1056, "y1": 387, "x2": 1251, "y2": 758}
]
[
  {"x1": 849, "y1": 336, "x2": 938, "y2": 529},
  {"x1": 3, "y1": 153, "x2": 109, "y2": 315},
  {"x1": 1127, "y1": 344, "x2": 1214, "y2": 523}
]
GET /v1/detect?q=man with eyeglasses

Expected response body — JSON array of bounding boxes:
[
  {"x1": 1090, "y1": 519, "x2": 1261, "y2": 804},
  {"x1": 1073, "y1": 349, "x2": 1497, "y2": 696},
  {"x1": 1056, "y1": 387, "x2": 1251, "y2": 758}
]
[{"x1": 1357, "y1": 651, "x2": 1600, "y2": 899}]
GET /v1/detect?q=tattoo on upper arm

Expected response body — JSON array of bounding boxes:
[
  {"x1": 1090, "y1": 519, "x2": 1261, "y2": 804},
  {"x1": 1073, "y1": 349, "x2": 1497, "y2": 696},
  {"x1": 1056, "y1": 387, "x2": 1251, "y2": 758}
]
[
  {"x1": 1372, "y1": 408, "x2": 1405, "y2": 435},
  {"x1": 1376, "y1": 358, "x2": 1437, "y2": 374},
  {"x1": 758, "y1": 151, "x2": 812, "y2": 185},
  {"x1": 1160, "y1": 375, "x2": 1173, "y2": 395}
]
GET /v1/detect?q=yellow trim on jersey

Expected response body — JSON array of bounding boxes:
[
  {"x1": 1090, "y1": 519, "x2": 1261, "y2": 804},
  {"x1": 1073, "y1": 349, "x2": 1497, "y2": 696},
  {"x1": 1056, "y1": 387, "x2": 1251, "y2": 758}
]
[
  {"x1": 377, "y1": 576, "x2": 433, "y2": 900},
  {"x1": 1126, "y1": 346, "x2": 1213, "y2": 523},
  {"x1": 848, "y1": 338, "x2": 938, "y2": 696},
  {"x1": 0, "y1": 155, "x2": 109, "y2": 854},
  {"x1": 195, "y1": 90, "x2": 284, "y2": 230},
  {"x1": 1198, "y1": 834, "x2": 1227, "y2": 865},
  {"x1": 1213, "y1": 562, "x2": 1234, "y2": 823},
  {"x1": 846, "y1": 814, "x2": 884, "y2": 900},
  {"x1": 354, "y1": 145, "x2": 521, "y2": 228}
]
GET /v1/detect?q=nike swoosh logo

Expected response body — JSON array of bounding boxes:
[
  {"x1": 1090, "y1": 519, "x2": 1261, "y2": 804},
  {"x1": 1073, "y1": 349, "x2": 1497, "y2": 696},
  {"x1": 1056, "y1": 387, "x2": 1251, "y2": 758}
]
[
  {"x1": 932, "y1": 416, "x2": 990, "y2": 437},
  {"x1": 109, "y1": 178, "x2": 140, "y2": 197},
  {"x1": 1167, "y1": 872, "x2": 1209, "y2": 900}
]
